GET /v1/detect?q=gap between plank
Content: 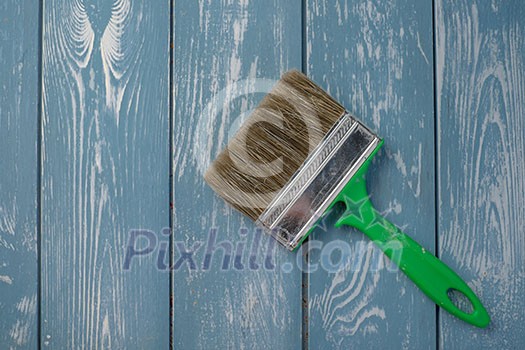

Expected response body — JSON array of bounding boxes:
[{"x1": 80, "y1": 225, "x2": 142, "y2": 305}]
[
  {"x1": 169, "y1": 0, "x2": 175, "y2": 348},
  {"x1": 37, "y1": 0, "x2": 45, "y2": 348},
  {"x1": 301, "y1": 1, "x2": 309, "y2": 349},
  {"x1": 431, "y1": 0, "x2": 440, "y2": 349}
]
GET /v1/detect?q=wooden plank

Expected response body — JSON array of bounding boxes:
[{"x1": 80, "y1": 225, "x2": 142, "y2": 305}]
[
  {"x1": 172, "y1": 1, "x2": 302, "y2": 348},
  {"x1": 436, "y1": 1, "x2": 525, "y2": 347},
  {"x1": 305, "y1": 0, "x2": 436, "y2": 348},
  {"x1": 0, "y1": 0, "x2": 39, "y2": 348},
  {"x1": 41, "y1": 1, "x2": 170, "y2": 348}
]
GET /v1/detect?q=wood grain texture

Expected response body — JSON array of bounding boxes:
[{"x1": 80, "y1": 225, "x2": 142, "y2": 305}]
[
  {"x1": 436, "y1": 1, "x2": 525, "y2": 348},
  {"x1": 0, "y1": 1, "x2": 39, "y2": 348},
  {"x1": 41, "y1": 0, "x2": 169, "y2": 348},
  {"x1": 2, "y1": 0, "x2": 523, "y2": 347},
  {"x1": 172, "y1": 1, "x2": 302, "y2": 348},
  {"x1": 306, "y1": 0, "x2": 436, "y2": 348}
]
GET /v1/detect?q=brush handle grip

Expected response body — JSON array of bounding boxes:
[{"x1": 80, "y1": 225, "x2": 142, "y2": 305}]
[
  {"x1": 330, "y1": 165, "x2": 490, "y2": 327},
  {"x1": 336, "y1": 207, "x2": 490, "y2": 328}
]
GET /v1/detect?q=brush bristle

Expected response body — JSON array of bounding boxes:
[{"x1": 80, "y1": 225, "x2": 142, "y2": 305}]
[{"x1": 204, "y1": 70, "x2": 345, "y2": 220}]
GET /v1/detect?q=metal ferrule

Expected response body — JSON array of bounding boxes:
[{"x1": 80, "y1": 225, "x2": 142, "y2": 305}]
[{"x1": 256, "y1": 112, "x2": 381, "y2": 250}]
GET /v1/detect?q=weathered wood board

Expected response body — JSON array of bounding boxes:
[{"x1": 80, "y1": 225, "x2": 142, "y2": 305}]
[
  {"x1": 436, "y1": 1, "x2": 525, "y2": 348},
  {"x1": 41, "y1": 0, "x2": 170, "y2": 348},
  {"x1": 305, "y1": 0, "x2": 436, "y2": 348},
  {"x1": 171, "y1": 0, "x2": 303, "y2": 348},
  {"x1": 0, "y1": 0, "x2": 39, "y2": 348}
]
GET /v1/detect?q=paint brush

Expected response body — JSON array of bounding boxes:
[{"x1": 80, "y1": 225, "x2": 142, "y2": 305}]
[{"x1": 204, "y1": 70, "x2": 490, "y2": 328}]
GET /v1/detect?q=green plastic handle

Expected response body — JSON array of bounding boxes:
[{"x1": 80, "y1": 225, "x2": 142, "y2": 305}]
[{"x1": 329, "y1": 143, "x2": 490, "y2": 328}]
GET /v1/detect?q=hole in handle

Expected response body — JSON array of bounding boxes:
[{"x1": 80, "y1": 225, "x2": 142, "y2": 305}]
[{"x1": 447, "y1": 288, "x2": 474, "y2": 314}]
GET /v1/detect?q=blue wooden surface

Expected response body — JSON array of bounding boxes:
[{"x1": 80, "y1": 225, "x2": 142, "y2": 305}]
[
  {"x1": 0, "y1": 0, "x2": 39, "y2": 348},
  {"x1": 0, "y1": 0, "x2": 524, "y2": 349}
]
